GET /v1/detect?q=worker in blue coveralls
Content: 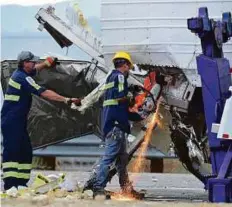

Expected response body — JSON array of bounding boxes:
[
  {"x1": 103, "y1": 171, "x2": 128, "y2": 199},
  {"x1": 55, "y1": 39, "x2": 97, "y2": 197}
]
[
  {"x1": 1, "y1": 51, "x2": 81, "y2": 190},
  {"x1": 92, "y1": 51, "x2": 140, "y2": 199}
]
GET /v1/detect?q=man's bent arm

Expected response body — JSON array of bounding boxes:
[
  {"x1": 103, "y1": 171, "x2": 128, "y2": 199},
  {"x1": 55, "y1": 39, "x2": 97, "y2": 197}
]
[
  {"x1": 41, "y1": 90, "x2": 66, "y2": 103},
  {"x1": 34, "y1": 62, "x2": 48, "y2": 71},
  {"x1": 35, "y1": 57, "x2": 57, "y2": 71}
]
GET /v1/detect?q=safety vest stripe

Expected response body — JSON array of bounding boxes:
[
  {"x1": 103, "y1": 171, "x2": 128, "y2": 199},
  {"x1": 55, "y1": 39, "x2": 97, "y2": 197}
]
[
  {"x1": 3, "y1": 171, "x2": 30, "y2": 179},
  {"x1": 25, "y1": 77, "x2": 41, "y2": 90},
  {"x1": 118, "y1": 83, "x2": 124, "y2": 92},
  {"x1": 4, "y1": 94, "x2": 20, "y2": 101},
  {"x1": 18, "y1": 163, "x2": 32, "y2": 170},
  {"x1": 103, "y1": 99, "x2": 118, "y2": 106},
  {"x1": 2, "y1": 162, "x2": 19, "y2": 169},
  {"x1": 31, "y1": 82, "x2": 41, "y2": 90},
  {"x1": 103, "y1": 82, "x2": 114, "y2": 90},
  {"x1": 9, "y1": 78, "x2": 21, "y2": 90}
]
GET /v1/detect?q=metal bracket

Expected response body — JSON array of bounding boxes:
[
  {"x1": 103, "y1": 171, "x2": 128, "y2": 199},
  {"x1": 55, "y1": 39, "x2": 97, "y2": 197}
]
[{"x1": 211, "y1": 123, "x2": 220, "y2": 134}]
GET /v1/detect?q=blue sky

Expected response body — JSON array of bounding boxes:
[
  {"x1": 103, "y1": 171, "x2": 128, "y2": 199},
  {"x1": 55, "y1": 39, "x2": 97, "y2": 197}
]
[
  {"x1": 1, "y1": 0, "x2": 101, "y2": 18},
  {"x1": 1, "y1": 0, "x2": 101, "y2": 59}
]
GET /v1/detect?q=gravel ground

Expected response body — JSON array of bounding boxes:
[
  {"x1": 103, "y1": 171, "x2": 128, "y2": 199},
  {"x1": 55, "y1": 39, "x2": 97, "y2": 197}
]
[{"x1": 1, "y1": 171, "x2": 231, "y2": 206}]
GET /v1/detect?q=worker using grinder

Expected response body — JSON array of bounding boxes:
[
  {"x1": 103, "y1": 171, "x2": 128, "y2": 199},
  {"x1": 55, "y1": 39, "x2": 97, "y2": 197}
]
[
  {"x1": 91, "y1": 51, "x2": 140, "y2": 198},
  {"x1": 1, "y1": 51, "x2": 81, "y2": 190},
  {"x1": 82, "y1": 64, "x2": 170, "y2": 195}
]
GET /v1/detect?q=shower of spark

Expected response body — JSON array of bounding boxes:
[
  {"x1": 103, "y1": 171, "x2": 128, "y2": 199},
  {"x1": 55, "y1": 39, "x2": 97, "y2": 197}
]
[
  {"x1": 113, "y1": 104, "x2": 162, "y2": 201},
  {"x1": 131, "y1": 112, "x2": 158, "y2": 174},
  {"x1": 131, "y1": 103, "x2": 162, "y2": 178}
]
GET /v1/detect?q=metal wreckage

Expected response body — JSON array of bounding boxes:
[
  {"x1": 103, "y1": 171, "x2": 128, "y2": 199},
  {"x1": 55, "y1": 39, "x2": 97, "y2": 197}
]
[{"x1": 1, "y1": 0, "x2": 232, "y2": 202}]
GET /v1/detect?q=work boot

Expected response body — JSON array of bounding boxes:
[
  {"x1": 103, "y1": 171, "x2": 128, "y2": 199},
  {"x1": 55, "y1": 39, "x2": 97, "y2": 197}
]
[
  {"x1": 82, "y1": 177, "x2": 95, "y2": 192},
  {"x1": 92, "y1": 188, "x2": 111, "y2": 200}
]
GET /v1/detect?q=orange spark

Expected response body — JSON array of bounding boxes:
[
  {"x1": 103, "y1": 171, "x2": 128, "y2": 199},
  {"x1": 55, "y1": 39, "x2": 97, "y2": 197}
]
[
  {"x1": 131, "y1": 103, "x2": 161, "y2": 178},
  {"x1": 111, "y1": 193, "x2": 136, "y2": 201},
  {"x1": 112, "y1": 104, "x2": 162, "y2": 200}
]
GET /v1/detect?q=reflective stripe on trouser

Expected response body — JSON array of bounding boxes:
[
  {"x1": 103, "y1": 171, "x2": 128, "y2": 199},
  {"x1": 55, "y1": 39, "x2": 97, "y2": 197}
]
[
  {"x1": 93, "y1": 127, "x2": 130, "y2": 189},
  {"x1": 2, "y1": 162, "x2": 31, "y2": 170},
  {"x1": 3, "y1": 171, "x2": 30, "y2": 179},
  {"x1": 1, "y1": 120, "x2": 33, "y2": 190},
  {"x1": 2, "y1": 161, "x2": 32, "y2": 189}
]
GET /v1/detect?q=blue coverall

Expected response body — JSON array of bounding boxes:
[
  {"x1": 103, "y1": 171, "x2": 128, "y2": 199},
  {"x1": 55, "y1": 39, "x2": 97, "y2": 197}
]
[
  {"x1": 1, "y1": 68, "x2": 46, "y2": 190},
  {"x1": 93, "y1": 69, "x2": 131, "y2": 190}
]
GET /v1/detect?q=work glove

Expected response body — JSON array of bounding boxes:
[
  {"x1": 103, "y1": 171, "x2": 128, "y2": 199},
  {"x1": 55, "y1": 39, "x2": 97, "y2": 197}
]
[
  {"x1": 44, "y1": 56, "x2": 58, "y2": 67},
  {"x1": 64, "y1": 98, "x2": 82, "y2": 107}
]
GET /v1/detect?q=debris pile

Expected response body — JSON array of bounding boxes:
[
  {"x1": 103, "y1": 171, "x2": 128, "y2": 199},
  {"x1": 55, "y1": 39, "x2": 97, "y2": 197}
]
[{"x1": 1, "y1": 172, "x2": 95, "y2": 203}]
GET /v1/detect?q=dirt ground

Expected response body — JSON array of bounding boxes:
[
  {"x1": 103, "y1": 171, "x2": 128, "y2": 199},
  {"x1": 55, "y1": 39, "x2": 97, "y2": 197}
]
[
  {"x1": 1, "y1": 171, "x2": 231, "y2": 207},
  {"x1": 2, "y1": 196, "x2": 231, "y2": 207}
]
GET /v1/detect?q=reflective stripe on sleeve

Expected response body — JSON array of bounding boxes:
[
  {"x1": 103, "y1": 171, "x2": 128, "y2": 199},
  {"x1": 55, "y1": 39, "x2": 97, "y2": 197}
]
[{"x1": 26, "y1": 77, "x2": 41, "y2": 90}]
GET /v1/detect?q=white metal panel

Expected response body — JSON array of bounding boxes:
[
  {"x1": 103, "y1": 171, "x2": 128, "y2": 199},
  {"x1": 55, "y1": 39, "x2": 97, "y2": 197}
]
[
  {"x1": 101, "y1": 0, "x2": 232, "y2": 72},
  {"x1": 217, "y1": 86, "x2": 232, "y2": 140},
  {"x1": 36, "y1": 8, "x2": 104, "y2": 65}
]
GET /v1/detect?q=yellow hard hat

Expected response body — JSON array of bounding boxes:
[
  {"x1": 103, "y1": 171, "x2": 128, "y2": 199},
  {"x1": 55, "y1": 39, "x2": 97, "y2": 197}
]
[{"x1": 112, "y1": 51, "x2": 133, "y2": 68}]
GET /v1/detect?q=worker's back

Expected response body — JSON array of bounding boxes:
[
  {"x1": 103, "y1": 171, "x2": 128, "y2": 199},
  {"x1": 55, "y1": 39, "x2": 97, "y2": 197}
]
[
  {"x1": 1, "y1": 69, "x2": 44, "y2": 123},
  {"x1": 102, "y1": 70, "x2": 130, "y2": 136}
]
